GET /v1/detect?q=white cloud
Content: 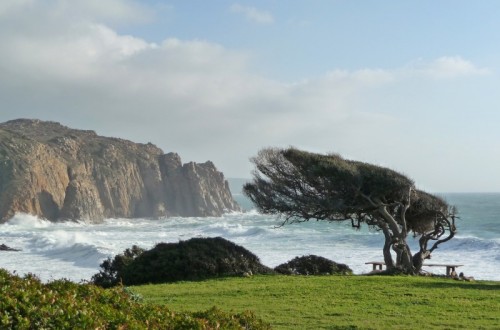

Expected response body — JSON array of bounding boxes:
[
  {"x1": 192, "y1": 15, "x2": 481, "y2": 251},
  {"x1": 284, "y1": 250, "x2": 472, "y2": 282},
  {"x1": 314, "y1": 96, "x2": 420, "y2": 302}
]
[
  {"x1": 408, "y1": 56, "x2": 490, "y2": 79},
  {"x1": 324, "y1": 69, "x2": 395, "y2": 85},
  {"x1": 0, "y1": 2, "x2": 393, "y2": 175},
  {"x1": 2, "y1": 23, "x2": 153, "y2": 83},
  {"x1": 0, "y1": 1, "x2": 497, "y2": 191},
  {"x1": 230, "y1": 3, "x2": 274, "y2": 24}
]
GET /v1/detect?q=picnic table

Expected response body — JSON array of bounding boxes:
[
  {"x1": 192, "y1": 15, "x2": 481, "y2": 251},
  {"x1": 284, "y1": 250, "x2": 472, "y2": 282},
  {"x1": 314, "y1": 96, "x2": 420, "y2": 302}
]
[
  {"x1": 423, "y1": 263, "x2": 463, "y2": 276},
  {"x1": 365, "y1": 261, "x2": 463, "y2": 277},
  {"x1": 365, "y1": 261, "x2": 385, "y2": 271}
]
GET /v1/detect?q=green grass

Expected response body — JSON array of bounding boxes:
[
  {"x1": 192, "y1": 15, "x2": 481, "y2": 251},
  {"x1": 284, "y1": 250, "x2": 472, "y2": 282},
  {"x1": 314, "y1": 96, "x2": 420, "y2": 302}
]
[{"x1": 131, "y1": 275, "x2": 500, "y2": 329}]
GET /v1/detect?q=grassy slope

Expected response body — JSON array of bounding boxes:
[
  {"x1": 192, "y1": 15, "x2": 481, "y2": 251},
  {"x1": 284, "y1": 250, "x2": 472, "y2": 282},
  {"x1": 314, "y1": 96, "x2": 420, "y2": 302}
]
[{"x1": 131, "y1": 275, "x2": 500, "y2": 330}]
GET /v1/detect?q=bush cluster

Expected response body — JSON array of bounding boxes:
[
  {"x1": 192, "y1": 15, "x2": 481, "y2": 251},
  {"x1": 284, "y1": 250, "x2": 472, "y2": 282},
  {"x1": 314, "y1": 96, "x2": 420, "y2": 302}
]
[
  {"x1": 92, "y1": 244, "x2": 145, "y2": 288},
  {"x1": 93, "y1": 237, "x2": 274, "y2": 287},
  {"x1": 0, "y1": 268, "x2": 270, "y2": 329},
  {"x1": 274, "y1": 255, "x2": 352, "y2": 275}
]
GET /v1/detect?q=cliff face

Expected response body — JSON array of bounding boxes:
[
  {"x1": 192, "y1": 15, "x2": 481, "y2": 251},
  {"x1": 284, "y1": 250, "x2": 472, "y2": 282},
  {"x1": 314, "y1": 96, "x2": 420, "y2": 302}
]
[{"x1": 0, "y1": 119, "x2": 240, "y2": 223}]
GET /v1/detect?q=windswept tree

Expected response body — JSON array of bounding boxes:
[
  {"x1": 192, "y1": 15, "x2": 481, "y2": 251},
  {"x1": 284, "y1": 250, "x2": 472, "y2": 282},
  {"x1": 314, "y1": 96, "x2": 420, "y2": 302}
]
[{"x1": 243, "y1": 147, "x2": 457, "y2": 274}]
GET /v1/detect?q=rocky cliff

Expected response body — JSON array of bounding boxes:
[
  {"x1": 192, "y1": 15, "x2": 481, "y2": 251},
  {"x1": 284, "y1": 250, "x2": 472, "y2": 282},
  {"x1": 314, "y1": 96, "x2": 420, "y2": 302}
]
[{"x1": 0, "y1": 119, "x2": 240, "y2": 223}]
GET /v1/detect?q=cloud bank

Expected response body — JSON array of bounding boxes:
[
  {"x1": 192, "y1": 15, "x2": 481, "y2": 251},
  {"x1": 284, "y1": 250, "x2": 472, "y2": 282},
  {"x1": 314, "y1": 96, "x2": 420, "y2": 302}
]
[{"x1": 0, "y1": 1, "x2": 497, "y2": 192}]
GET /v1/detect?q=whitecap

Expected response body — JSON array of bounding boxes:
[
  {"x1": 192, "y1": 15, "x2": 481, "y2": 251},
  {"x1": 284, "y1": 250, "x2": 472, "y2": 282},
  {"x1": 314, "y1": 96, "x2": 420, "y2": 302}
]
[
  {"x1": 1, "y1": 201, "x2": 499, "y2": 282},
  {"x1": 5, "y1": 213, "x2": 53, "y2": 228}
]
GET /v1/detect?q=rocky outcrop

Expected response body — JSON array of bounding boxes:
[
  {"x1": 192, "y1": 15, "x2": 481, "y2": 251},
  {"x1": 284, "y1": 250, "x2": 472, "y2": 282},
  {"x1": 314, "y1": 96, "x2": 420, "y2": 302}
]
[
  {"x1": 0, "y1": 119, "x2": 240, "y2": 223},
  {"x1": 0, "y1": 244, "x2": 20, "y2": 252}
]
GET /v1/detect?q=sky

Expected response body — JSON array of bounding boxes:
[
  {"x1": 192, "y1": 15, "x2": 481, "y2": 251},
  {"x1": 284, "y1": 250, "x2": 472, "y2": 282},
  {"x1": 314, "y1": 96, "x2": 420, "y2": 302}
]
[{"x1": 0, "y1": 0, "x2": 499, "y2": 192}]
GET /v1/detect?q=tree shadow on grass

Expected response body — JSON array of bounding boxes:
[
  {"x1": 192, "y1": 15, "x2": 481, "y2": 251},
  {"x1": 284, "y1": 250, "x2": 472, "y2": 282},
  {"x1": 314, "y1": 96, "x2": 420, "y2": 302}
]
[{"x1": 415, "y1": 280, "x2": 500, "y2": 291}]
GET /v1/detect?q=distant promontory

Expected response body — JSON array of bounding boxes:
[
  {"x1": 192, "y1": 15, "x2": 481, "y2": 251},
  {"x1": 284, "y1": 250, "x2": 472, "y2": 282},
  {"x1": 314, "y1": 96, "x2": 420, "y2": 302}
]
[{"x1": 0, "y1": 119, "x2": 240, "y2": 223}]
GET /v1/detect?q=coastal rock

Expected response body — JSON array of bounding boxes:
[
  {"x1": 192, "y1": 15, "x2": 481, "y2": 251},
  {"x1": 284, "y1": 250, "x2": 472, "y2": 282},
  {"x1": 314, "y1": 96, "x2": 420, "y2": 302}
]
[
  {"x1": 0, "y1": 119, "x2": 240, "y2": 223},
  {"x1": 160, "y1": 155, "x2": 240, "y2": 217},
  {"x1": 0, "y1": 244, "x2": 20, "y2": 251}
]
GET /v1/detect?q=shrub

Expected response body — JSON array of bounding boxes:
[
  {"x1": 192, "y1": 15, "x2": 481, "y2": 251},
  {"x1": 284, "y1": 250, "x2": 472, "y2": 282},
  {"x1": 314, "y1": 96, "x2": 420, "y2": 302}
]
[
  {"x1": 0, "y1": 268, "x2": 270, "y2": 329},
  {"x1": 91, "y1": 244, "x2": 144, "y2": 288},
  {"x1": 274, "y1": 255, "x2": 352, "y2": 275},
  {"x1": 93, "y1": 237, "x2": 274, "y2": 287}
]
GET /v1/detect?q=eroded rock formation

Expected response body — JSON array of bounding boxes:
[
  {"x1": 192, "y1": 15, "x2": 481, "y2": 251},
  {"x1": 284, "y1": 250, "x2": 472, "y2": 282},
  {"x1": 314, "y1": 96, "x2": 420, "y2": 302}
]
[{"x1": 0, "y1": 119, "x2": 240, "y2": 223}]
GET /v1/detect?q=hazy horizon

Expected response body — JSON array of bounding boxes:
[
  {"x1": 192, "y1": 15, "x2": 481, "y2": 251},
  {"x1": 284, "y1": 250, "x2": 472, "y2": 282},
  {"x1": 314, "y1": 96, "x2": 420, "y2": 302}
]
[
  {"x1": 226, "y1": 178, "x2": 500, "y2": 196},
  {"x1": 1, "y1": 1, "x2": 499, "y2": 192}
]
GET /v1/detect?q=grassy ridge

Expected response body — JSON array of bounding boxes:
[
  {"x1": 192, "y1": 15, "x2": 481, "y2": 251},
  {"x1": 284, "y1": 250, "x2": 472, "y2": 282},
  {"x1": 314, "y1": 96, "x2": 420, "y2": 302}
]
[{"x1": 131, "y1": 275, "x2": 500, "y2": 329}]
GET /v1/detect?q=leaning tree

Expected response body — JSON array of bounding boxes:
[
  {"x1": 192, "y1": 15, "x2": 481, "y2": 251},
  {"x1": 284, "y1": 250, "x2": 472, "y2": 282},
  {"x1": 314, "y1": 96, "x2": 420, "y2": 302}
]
[{"x1": 243, "y1": 147, "x2": 457, "y2": 274}]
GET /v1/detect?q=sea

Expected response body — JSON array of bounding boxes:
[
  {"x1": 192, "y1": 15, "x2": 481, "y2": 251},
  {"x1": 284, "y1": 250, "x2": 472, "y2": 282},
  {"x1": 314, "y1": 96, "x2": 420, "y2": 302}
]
[{"x1": 0, "y1": 190, "x2": 499, "y2": 282}]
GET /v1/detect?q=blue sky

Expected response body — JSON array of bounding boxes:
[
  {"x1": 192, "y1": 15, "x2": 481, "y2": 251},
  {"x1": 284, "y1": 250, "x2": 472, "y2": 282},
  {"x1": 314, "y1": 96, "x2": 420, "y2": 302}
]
[
  {"x1": 0, "y1": 1, "x2": 499, "y2": 192},
  {"x1": 120, "y1": 1, "x2": 500, "y2": 79}
]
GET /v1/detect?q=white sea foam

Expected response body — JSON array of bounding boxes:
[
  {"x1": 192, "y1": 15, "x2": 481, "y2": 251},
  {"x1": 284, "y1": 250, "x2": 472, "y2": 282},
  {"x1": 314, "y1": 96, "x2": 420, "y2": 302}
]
[
  {"x1": 1, "y1": 194, "x2": 499, "y2": 282},
  {"x1": 4, "y1": 213, "x2": 53, "y2": 228}
]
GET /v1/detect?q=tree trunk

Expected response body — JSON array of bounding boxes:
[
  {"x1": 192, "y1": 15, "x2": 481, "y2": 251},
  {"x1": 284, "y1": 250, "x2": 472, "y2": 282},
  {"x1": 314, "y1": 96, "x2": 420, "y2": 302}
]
[
  {"x1": 376, "y1": 205, "x2": 414, "y2": 273},
  {"x1": 412, "y1": 250, "x2": 430, "y2": 273},
  {"x1": 379, "y1": 220, "x2": 395, "y2": 269},
  {"x1": 391, "y1": 239, "x2": 415, "y2": 274},
  {"x1": 399, "y1": 243, "x2": 415, "y2": 274},
  {"x1": 382, "y1": 240, "x2": 394, "y2": 269}
]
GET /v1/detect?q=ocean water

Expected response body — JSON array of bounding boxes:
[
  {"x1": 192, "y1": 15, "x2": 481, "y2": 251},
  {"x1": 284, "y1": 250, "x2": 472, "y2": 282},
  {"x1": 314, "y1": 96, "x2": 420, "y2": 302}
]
[{"x1": 0, "y1": 193, "x2": 498, "y2": 282}]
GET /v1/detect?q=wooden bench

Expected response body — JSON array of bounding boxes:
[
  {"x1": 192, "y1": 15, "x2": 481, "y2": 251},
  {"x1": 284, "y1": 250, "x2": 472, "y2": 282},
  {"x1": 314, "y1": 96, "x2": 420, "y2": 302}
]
[
  {"x1": 365, "y1": 261, "x2": 385, "y2": 271},
  {"x1": 423, "y1": 264, "x2": 463, "y2": 277}
]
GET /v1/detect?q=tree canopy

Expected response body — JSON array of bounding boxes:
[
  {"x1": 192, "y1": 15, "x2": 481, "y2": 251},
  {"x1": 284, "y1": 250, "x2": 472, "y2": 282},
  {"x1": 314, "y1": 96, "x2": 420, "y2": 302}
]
[{"x1": 244, "y1": 147, "x2": 457, "y2": 274}]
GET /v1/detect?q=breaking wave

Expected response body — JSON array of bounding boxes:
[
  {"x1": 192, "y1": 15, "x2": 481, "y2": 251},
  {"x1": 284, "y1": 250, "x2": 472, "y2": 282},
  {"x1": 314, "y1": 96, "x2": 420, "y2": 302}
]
[{"x1": 0, "y1": 194, "x2": 499, "y2": 283}]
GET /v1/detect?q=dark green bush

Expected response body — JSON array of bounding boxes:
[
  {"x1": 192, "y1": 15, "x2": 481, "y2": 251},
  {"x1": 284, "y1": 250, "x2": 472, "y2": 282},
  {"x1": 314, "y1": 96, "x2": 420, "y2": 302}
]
[
  {"x1": 0, "y1": 268, "x2": 271, "y2": 329},
  {"x1": 92, "y1": 244, "x2": 145, "y2": 288},
  {"x1": 94, "y1": 237, "x2": 274, "y2": 286},
  {"x1": 274, "y1": 255, "x2": 352, "y2": 275}
]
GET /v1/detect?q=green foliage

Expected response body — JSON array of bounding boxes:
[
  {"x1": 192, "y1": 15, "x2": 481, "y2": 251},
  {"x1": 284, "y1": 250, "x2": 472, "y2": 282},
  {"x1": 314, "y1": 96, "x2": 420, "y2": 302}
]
[
  {"x1": 405, "y1": 190, "x2": 450, "y2": 233},
  {"x1": 132, "y1": 275, "x2": 500, "y2": 330},
  {"x1": 244, "y1": 147, "x2": 417, "y2": 221},
  {"x1": 274, "y1": 255, "x2": 352, "y2": 275},
  {"x1": 93, "y1": 237, "x2": 274, "y2": 287},
  {"x1": 0, "y1": 268, "x2": 270, "y2": 329},
  {"x1": 92, "y1": 244, "x2": 145, "y2": 288}
]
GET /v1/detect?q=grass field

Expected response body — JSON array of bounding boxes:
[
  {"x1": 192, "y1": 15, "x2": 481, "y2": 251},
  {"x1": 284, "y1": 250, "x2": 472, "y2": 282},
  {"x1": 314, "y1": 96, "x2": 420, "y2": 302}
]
[{"x1": 131, "y1": 275, "x2": 500, "y2": 329}]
